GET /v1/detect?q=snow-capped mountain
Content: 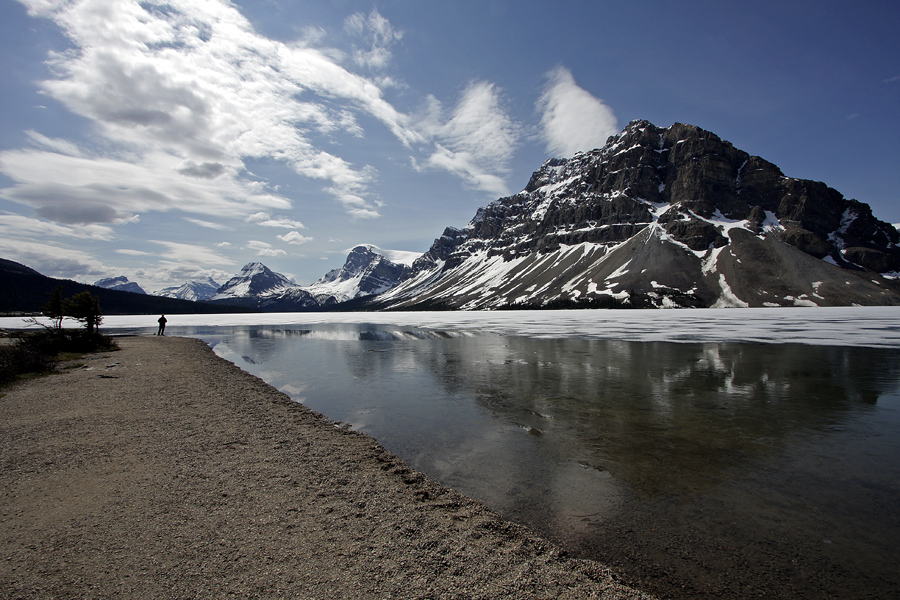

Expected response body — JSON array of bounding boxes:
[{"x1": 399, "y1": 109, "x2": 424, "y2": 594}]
[
  {"x1": 305, "y1": 245, "x2": 418, "y2": 305},
  {"x1": 93, "y1": 276, "x2": 146, "y2": 295},
  {"x1": 213, "y1": 262, "x2": 295, "y2": 299},
  {"x1": 208, "y1": 262, "x2": 318, "y2": 310},
  {"x1": 367, "y1": 120, "x2": 900, "y2": 310},
  {"x1": 155, "y1": 277, "x2": 221, "y2": 302},
  {"x1": 206, "y1": 247, "x2": 418, "y2": 311}
]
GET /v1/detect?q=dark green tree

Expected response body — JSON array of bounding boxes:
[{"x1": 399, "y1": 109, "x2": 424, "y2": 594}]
[
  {"x1": 41, "y1": 284, "x2": 65, "y2": 330},
  {"x1": 63, "y1": 291, "x2": 103, "y2": 334}
]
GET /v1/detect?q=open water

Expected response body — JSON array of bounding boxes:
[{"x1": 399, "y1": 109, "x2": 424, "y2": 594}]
[{"x1": 183, "y1": 320, "x2": 900, "y2": 599}]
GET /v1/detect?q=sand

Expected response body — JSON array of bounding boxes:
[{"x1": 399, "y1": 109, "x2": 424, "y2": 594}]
[{"x1": 0, "y1": 336, "x2": 657, "y2": 599}]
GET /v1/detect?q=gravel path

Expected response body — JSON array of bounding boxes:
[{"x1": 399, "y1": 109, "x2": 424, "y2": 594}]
[{"x1": 0, "y1": 336, "x2": 656, "y2": 600}]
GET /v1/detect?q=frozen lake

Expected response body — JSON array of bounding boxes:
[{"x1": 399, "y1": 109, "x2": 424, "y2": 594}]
[
  {"x1": 4, "y1": 306, "x2": 900, "y2": 598},
  {"x1": 7, "y1": 305, "x2": 900, "y2": 347}
]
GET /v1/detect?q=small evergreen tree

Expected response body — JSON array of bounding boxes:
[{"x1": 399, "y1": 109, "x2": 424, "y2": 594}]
[
  {"x1": 63, "y1": 291, "x2": 103, "y2": 334},
  {"x1": 42, "y1": 285, "x2": 65, "y2": 330}
]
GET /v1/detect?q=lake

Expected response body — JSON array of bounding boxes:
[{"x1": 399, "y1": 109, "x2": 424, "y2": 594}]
[{"x1": 4, "y1": 307, "x2": 900, "y2": 598}]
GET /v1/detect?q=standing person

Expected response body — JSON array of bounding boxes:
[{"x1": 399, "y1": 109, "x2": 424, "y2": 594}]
[{"x1": 157, "y1": 314, "x2": 167, "y2": 336}]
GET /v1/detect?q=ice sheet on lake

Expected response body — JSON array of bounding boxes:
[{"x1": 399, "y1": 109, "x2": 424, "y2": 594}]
[{"x1": 5, "y1": 306, "x2": 900, "y2": 348}]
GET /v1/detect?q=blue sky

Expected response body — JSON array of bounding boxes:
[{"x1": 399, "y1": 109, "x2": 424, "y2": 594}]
[{"x1": 1, "y1": 0, "x2": 898, "y2": 290}]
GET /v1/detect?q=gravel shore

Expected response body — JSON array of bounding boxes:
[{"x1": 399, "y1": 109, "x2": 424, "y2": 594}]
[{"x1": 1, "y1": 336, "x2": 656, "y2": 599}]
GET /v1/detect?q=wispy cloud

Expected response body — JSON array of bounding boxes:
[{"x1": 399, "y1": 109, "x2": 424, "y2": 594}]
[
  {"x1": 246, "y1": 212, "x2": 306, "y2": 229},
  {"x1": 152, "y1": 240, "x2": 235, "y2": 266},
  {"x1": 0, "y1": 213, "x2": 114, "y2": 241},
  {"x1": 7, "y1": 0, "x2": 424, "y2": 223},
  {"x1": 537, "y1": 66, "x2": 618, "y2": 157},
  {"x1": 25, "y1": 130, "x2": 83, "y2": 157},
  {"x1": 247, "y1": 240, "x2": 287, "y2": 257},
  {"x1": 185, "y1": 217, "x2": 231, "y2": 230},
  {"x1": 345, "y1": 8, "x2": 403, "y2": 71},
  {"x1": 0, "y1": 237, "x2": 108, "y2": 280},
  {"x1": 417, "y1": 81, "x2": 520, "y2": 197},
  {"x1": 278, "y1": 231, "x2": 313, "y2": 245},
  {"x1": 0, "y1": 148, "x2": 289, "y2": 223}
]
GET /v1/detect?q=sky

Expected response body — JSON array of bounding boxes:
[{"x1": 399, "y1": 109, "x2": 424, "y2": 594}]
[{"x1": 1, "y1": 0, "x2": 898, "y2": 291}]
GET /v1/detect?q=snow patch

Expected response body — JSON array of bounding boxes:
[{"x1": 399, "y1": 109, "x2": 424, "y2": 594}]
[
  {"x1": 702, "y1": 246, "x2": 725, "y2": 274},
  {"x1": 784, "y1": 295, "x2": 818, "y2": 307},
  {"x1": 354, "y1": 244, "x2": 422, "y2": 267},
  {"x1": 711, "y1": 274, "x2": 749, "y2": 308},
  {"x1": 605, "y1": 261, "x2": 632, "y2": 281}
]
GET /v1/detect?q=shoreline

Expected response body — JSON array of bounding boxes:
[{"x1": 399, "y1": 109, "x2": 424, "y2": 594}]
[{"x1": 1, "y1": 336, "x2": 655, "y2": 599}]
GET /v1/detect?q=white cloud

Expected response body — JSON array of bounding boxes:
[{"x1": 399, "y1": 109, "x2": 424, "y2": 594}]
[
  {"x1": 9, "y1": 0, "x2": 425, "y2": 222},
  {"x1": 246, "y1": 211, "x2": 306, "y2": 229},
  {"x1": 0, "y1": 213, "x2": 114, "y2": 241},
  {"x1": 185, "y1": 217, "x2": 231, "y2": 230},
  {"x1": 0, "y1": 148, "x2": 291, "y2": 223},
  {"x1": 345, "y1": 8, "x2": 403, "y2": 70},
  {"x1": 0, "y1": 236, "x2": 109, "y2": 281},
  {"x1": 152, "y1": 240, "x2": 235, "y2": 266},
  {"x1": 247, "y1": 240, "x2": 287, "y2": 257},
  {"x1": 25, "y1": 130, "x2": 83, "y2": 157},
  {"x1": 417, "y1": 81, "x2": 520, "y2": 197},
  {"x1": 537, "y1": 66, "x2": 618, "y2": 157},
  {"x1": 277, "y1": 231, "x2": 313, "y2": 245}
]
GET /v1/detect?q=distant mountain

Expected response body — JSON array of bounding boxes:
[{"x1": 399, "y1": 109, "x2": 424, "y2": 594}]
[
  {"x1": 208, "y1": 247, "x2": 418, "y2": 311},
  {"x1": 1, "y1": 258, "x2": 42, "y2": 278},
  {"x1": 363, "y1": 120, "x2": 900, "y2": 309},
  {"x1": 155, "y1": 277, "x2": 220, "y2": 302},
  {"x1": 208, "y1": 262, "x2": 319, "y2": 311},
  {"x1": 94, "y1": 276, "x2": 147, "y2": 295},
  {"x1": 305, "y1": 245, "x2": 417, "y2": 305},
  {"x1": 0, "y1": 259, "x2": 250, "y2": 316}
]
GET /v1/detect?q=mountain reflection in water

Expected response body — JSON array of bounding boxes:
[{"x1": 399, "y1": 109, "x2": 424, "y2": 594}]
[{"x1": 186, "y1": 323, "x2": 900, "y2": 600}]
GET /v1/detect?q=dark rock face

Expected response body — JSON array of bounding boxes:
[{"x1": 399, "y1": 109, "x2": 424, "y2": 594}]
[
  {"x1": 316, "y1": 246, "x2": 409, "y2": 297},
  {"x1": 371, "y1": 120, "x2": 900, "y2": 309}
]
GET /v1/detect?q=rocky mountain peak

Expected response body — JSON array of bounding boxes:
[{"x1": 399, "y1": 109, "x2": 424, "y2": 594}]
[
  {"x1": 308, "y1": 245, "x2": 412, "y2": 304},
  {"x1": 370, "y1": 120, "x2": 900, "y2": 310},
  {"x1": 214, "y1": 262, "x2": 296, "y2": 299}
]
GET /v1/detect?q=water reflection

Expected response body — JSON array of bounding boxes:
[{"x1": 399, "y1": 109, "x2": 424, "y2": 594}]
[
  {"x1": 445, "y1": 338, "x2": 892, "y2": 496},
  {"x1": 190, "y1": 324, "x2": 900, "y2": 600}
]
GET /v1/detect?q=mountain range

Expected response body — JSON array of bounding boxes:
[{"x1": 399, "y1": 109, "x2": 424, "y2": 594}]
[
  {"x1": 6, "y1": 120, "x2": 900, "y2": 314},
  {"x1": 0, "y1": 259, "x2": 247, "y2": 316},
  {"x1": 178, "y1": 119, "x2": 900, "y2": 311},
  {"x1": 203, "y1": 245, "x2": 419, "y2": 311}
]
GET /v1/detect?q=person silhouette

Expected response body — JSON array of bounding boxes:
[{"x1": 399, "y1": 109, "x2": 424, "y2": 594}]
[{"x1": 157, "y1": 314, "x2": 167, "y2": 336}]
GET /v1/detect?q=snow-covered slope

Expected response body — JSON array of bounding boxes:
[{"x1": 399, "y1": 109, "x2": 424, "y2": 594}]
[
  {"x1": 369, "y1": 120, "x2": 900, "y2": 309},
  {"x1": 204, "y1": 246, "x2": 416, "y2": 311},
  {"x1": 155, "y1": 277, "x2": 221, "y2": 302},
  {"x1": 93, "y1": 276, "x2": 146, "y2": 295},
  {"x1": 209, "y1": 262, "x2": 317, "y2": 310},
  {"x1": 304, "y1": 245, "x2": 417, "y2": 305}
]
